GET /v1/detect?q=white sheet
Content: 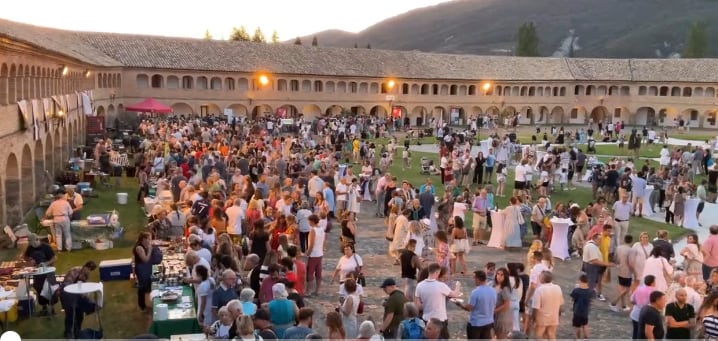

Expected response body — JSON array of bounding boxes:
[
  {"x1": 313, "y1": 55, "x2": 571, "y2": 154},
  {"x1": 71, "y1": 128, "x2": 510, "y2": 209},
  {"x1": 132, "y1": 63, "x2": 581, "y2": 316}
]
[{"x1": 549, "y1": 218, "x2": 573, "y2": 260}]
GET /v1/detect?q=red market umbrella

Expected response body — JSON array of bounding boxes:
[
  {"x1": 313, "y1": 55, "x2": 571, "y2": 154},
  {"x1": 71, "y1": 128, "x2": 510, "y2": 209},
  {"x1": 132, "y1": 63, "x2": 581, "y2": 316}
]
[{"x1": 125, "y1": 98, "x2": 172, "y2": 114}]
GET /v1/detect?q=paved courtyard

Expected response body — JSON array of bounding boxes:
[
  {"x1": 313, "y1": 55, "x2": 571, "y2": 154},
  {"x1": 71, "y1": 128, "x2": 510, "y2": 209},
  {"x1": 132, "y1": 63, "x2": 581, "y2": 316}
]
[{"x1": 300, "y1": 201, "x2": 641, "y2": 339}]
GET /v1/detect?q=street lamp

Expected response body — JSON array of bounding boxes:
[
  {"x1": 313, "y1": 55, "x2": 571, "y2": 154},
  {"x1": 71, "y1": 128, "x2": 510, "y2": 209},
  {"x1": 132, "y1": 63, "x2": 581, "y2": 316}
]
[
  {"x1": 258, "y1": 74, "x2": 269, "y2": 86},
  {"x1": 387, "y1": 79, "x2": 396, "y2": 91},
  {"x1": 482, "y1": 82, "x2": 492, "y2": 94}
]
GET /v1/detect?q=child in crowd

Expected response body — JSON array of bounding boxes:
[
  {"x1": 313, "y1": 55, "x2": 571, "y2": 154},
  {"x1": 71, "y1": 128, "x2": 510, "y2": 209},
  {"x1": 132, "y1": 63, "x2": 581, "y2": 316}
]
[
  {"x1": 559, "y1": 168, "x2": 569, "y2": 191},
  {"x1": 539, "y1": 167, "x2": 550, "y2": 197},
  {"x1": 570, "y1": 274, "x2": 594, "y2": 340}
]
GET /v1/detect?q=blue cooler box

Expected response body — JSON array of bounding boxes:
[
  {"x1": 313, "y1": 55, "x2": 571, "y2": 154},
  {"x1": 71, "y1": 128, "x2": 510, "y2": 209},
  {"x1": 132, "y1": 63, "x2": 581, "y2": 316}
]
[{"x1": 99, "y1": 258, "x2": 133, "y2": 281}]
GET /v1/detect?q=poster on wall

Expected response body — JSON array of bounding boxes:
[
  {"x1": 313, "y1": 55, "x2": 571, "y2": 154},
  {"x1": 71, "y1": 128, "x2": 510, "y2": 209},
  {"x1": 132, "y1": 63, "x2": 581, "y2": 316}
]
[
  {"x1": 450, "y1": 107, "x2": 460, "y2": 125},
  {"x1": 277, "y1": 108, "x2": 287, "y2": 118},
  {"x1": 223, "y1": 108, "x2": 234, "y2": 120},
  {"x1": 392, "y1": 107, "x2": 402, "y2": 119}
]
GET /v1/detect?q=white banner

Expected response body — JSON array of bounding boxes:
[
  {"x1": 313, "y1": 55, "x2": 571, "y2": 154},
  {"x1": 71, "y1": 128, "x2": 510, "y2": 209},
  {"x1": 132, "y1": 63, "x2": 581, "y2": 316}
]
[{"x1": 31, "y1": 99, "x2": 41, "y2": 140}]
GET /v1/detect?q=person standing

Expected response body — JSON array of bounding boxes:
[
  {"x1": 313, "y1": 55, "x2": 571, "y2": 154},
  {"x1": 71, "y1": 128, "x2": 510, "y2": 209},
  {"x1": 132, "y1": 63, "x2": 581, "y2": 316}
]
[
  {"x1": 531, "y1": 271, "x2": 564, "y2": 341},
  {"x1": 45, "y1": 192, "x2": 73, "y2": 252},
  {"x1": 612, "y1": 194, "x2": 632, "y2": 245},
  {"x1": 306, "y1": 214, "x2": 326, "y2": 296},
  {"x1": 702, "y1": 225, "x2": 718, "y2": 282},
  {"x1": 637, "y1": 291, "x2": 667, "y2": 341},
  {"x1": 570, "y1": 274, "x2": 594, "y2": 341},
  {"x1": 664, "y1": 289, "x2": 695, "y2": 340},
  {"x1": 65, "y1": 186, "x2": 84, "y2": 221},
  {"x1": 400, "y1": 239, "x2": 421, "y2": 301},
  {"x1": 610, "y1": 234, "x2": 636, "y2": 312},
  {"x1": 456, "y1": 270, "x2": 496, "y2": 340},
  {"x1": 415, "y1": 263, "x2": 462, "y2": 339},
  {"x1": 379, "y1": 278, "x2": 407, "y2": 339}
]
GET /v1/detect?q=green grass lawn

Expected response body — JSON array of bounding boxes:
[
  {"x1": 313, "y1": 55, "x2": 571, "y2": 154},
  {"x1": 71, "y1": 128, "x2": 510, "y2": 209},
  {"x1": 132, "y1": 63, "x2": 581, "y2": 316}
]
[
  {"x1": 364, "y1": 145, "x2": 688, "y2": 241},
  {"x1": 8, "y1": 179, "x2": 152, "y2": 339}
]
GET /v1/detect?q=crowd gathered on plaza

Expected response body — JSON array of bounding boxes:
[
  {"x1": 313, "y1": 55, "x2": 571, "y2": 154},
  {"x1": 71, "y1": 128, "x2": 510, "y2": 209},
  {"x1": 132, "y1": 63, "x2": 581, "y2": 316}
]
[{"x1": 32, "y1": 112, "x2": 718, "y2": 340}]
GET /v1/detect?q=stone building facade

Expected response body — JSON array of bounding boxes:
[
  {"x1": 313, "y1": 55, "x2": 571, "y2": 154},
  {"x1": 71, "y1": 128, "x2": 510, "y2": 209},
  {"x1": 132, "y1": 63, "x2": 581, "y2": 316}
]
[{"x1": 1, "y1": 18, "x2": 718, "y2": 225}]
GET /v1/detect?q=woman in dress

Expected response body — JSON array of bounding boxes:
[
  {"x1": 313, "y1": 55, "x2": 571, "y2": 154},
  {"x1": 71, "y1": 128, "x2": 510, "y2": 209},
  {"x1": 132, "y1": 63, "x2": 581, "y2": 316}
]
[
  {"x1": 404, "y1": 220, "x2": 425, "y2": 260},
  {"x1": 493, "y1": 268, "x2": 513, "y2": 339},
  {"x1": 506, "y1": 263, "x2": 524, "y2": 333},
  {"x1": 346, "y1": 178, "x2": 361, "y2": 216},
  {"x1": 672, "y1": 186, "x2": 687, "y2": 226},
  {"x1": 340, "y1": 279, "x2": 361, "y2": 339},
  {"x1": 503, "y1": 197, "x2": 524, "y2": 249},
  {"x1": 436, "y1": 192, "x2": 453, "y2": 232},
  {"x1": 630, "y1": 232, "x2": 654, "y2": 293},
  {"x1": 680, "y1": 233, "x2": 704, "y2": 278},
  {"x1": 133, "y1": 232, "x2": 154, "y2": 312},
  {"x1": 434, "y1": 230, "x2": 452, "y2": 275},
  {"x1": 642, "y1": 247, "x2": 673, "y2": 293},
  {"x1": 314, "y1": 192, "x2": 330, "y2": 217},
  {"x1": 450, "y1": 217, "x2": 469, "y2": 275}
]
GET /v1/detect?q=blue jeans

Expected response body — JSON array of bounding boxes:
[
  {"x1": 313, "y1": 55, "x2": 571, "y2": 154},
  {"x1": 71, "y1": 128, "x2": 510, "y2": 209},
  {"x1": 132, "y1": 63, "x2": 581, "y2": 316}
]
[{"x1": 703, "y1": 263, "x2": 715, "y2": 282}]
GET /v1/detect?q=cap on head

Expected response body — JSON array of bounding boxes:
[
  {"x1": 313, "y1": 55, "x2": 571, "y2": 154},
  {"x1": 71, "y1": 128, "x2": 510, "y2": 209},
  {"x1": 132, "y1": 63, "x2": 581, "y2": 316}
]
[{"x1": 380, "y1": 278, "x2": 396, "y2": 288}]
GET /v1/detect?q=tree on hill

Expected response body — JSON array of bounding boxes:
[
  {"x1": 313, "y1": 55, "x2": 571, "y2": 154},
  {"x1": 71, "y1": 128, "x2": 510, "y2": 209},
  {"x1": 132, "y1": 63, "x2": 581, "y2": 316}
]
[
  {"x1": 229, "y1": 26, "x2": 250, "y2": 41},
  {"x1": 684, "y1": 21, "x2": 709, "y2": 58},
  {"x1": 271, "y1": 30, "x2": 280, "y2": 43},
  {"x1": 294, "y1": 37, "x2": 302, "y2": 45},
  {"x1": 516, "y1": 22, "x2": 540, "y2": 57},
  {"x1": 312, "y1": 36, "x2": 318, "y2": 46},
  {"x1": 366, "y1": 43, "x2": 372, "y2": 49},
  {"x1": 203, "y1": 29, "x2": 213, "y2": 40},
  {"x1": 252, "y1": 27, "x2": 266, "y2": 43}
]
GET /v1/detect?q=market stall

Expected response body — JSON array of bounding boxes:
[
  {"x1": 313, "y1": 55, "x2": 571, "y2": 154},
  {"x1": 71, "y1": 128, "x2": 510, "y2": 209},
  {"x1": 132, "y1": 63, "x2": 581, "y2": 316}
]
[{"x1": 41, "y1": 211, "x2": 122, "y2": 250}]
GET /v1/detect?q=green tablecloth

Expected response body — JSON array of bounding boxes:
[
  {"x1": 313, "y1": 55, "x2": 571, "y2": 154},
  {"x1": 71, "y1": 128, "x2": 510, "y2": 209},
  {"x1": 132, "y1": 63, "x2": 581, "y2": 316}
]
[{"x1": 148, "y1": 285, "x2": 201, "y2": 338}]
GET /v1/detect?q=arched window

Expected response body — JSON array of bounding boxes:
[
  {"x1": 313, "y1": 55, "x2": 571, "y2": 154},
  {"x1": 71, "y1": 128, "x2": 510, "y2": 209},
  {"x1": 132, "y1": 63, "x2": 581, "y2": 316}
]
[
  {"x1": 468, "y1": 85, "x2": 476, "y2": 95},
  {"x1": 150, "y1": 75, "x2": 163, "y2": 88},
  {"x1": 225, "y1": 78, "x2": 235, "y2": 90},
  {"x1": 196, "y1": 77, "x2": 208, "y2": 89},
  {"x1": 314, "y1": 80, "x2": 323, "y2": 92},
  {"x1": 166, "y1": 76, "x2": 179, "y2": 89},
  {"x1": 210, "y1": 77, "x2": 222, "y2": 90},
  {"x1": 136, "y1": 74, "x2": 149, "y2": 88},
  {"x1": 181, "y1": 76, "x2": 193, "y2": 89}
]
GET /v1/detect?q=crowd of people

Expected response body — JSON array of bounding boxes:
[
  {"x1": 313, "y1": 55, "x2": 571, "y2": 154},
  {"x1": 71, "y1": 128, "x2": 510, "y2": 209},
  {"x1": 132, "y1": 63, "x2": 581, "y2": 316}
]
[{"x1": 105, "y1": 113, "x2": 718, "y2": 340}]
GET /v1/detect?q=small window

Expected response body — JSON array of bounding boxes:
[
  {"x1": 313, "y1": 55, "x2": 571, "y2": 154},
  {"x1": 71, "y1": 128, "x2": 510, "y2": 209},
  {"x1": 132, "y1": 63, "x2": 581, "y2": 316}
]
[
  {"x1": 136, "y1": 74, "x2": 149, "y2": 88},
  {"x1": 314, "y1": 80, "x2": 323, "y2": 92},
  {"x1": 182, "y1": 76, "x2": 193, "y2": 89},
  {"x1": 290, "y1": 80, "x2": 299, "y2": 92},
  {"x1": 468, "y1": 85, "x2": 476, "y2": 95},
  {"x1": 349, "y1": 82, "x2": 357, "y2": 93},
  {"x1": 225, "y1": 78, "x2": 235, "y2": 90},
  {"x1": 432, "y1": 84, "x2": 439, "y2": 95},
  {"x1": 402, "y1": 83, "x2": 409, "y2": 95},
  {"x1": 151, "y1": 75, "x2": 163, "y2": 88}
]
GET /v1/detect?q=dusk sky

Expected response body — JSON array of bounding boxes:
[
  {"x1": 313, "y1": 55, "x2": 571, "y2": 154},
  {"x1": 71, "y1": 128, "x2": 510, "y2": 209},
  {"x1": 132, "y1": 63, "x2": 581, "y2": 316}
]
[{"x1": 2, "y1": 0, "x2": 452, "y2": 40}]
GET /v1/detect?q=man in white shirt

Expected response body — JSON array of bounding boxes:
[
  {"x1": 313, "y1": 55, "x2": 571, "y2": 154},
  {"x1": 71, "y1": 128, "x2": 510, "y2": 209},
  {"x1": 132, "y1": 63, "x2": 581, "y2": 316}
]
[
  {"x1": 225, "y1": 198, "x2": 244, "y2": 237},
  {"x1": 335, "y1": 177, "x2": 349, "y2": 217},
  {"x1": 275, "y1": 193, "x2": 293, "y2": 217},
  {"x1": 375, "y1": 173, "x2": 390, "y2": 217},
  {"x1": 613, "y1": 193, "x2": 633, "y2": 245},
  {"x1": 513, "y1": 159, "x2": 528, "y2": 198},
  {"x1": 414, "y1": 263, "x2": 461, "y2": 339},
  {"x1": 307, "y1": 170, "x2": 324, "y2": 208},
  {"x1": 631, "y1": 172, "x2": 648, "y2": 218}
]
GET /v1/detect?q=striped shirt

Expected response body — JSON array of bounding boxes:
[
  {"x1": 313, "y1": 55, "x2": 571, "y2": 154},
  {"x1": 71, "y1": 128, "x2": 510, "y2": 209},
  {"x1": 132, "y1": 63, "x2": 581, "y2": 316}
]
[{"x1": 704, "y1": 314, "x2": 718, "y2": 338}]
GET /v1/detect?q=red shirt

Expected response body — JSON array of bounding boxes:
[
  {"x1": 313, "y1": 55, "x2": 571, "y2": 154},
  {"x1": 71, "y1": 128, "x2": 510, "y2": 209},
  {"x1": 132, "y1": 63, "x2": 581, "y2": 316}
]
[
  {"x1": 294, "y1": 259, "x2": 307, "y2": 296},
  {"x1": 703, "y1": 234, "x2": 718, "y2": 267}
]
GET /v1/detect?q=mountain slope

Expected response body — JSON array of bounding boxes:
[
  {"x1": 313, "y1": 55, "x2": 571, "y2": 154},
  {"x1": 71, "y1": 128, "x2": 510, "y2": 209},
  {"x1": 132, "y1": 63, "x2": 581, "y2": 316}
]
[{"x1": 301, "y1": 0, "x2": 718, "y2": 58}]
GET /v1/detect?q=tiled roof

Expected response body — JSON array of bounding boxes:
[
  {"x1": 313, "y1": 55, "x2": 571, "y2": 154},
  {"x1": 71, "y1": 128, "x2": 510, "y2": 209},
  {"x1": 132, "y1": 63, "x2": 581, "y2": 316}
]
[{"x1": 1, "y1": 17, "x2": 718, "y2": 83}]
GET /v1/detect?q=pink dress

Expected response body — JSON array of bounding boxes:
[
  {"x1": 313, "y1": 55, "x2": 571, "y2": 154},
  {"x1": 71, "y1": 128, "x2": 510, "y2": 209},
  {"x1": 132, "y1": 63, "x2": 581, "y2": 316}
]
[{"x1": 436, "y1": 242, "x2": 451, "y2": 269}]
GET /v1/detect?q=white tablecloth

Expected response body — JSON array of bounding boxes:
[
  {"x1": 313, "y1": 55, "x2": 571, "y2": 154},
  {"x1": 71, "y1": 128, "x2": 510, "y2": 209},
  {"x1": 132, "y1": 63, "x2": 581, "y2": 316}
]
[
  {"x1": 683, "y1": 198, "x2": 700, "y2": 229},
  {"x1": 637, "y1": 185, "x2": 654, "y2": 216},
  {"x1": 64, "y1": 282, "x2": 104, "y2": 308},
  {"x1": 549, "y1": 218, "x2": 572, "y2": 260},
  {"x1": 479, "y1": 139, "x2": 492, "y2": 156},
  {"x1": 487, "y1": 210, "x2": 504, "y2": 249}
]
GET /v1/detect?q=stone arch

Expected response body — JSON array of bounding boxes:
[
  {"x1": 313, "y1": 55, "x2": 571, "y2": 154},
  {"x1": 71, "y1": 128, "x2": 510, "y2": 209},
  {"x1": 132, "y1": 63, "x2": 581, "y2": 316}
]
[
  {"x1": 682, "y1": 108, "x2": 700, "y2": 127},
  {"x1": 210, "y1": 77, "x2": 222, "y2": 90},
  {"x1": 325, "y1": 105, "x2": 343, "y2": 116},
  {"x1": 0, "y1": 63, "x2": 8, "y2": 105},
  {"x1": 449, "y1": 107, "x2": 466, "y2": 125},
  {"x1": 536, "y1": 106, "x2": 549, "y2": 124},
  {"x1": 150, "y1": 74, "x2": 163, "y2": 88},
  {"x1": 8, "y1": 64, "x2": 16, "y2": 104},
  {"x1": 707, "y1": 87, "x2": 716, "y2": 97},
  {"x1": 166, "y1": 76, "x2": 179, "y2": 89},
  {"x1": 302, "y1": 104, "x2": 322, "y2": 119},
  {"x1": 420, "y1": 84, "x2": 430, "y2": 95},
  {"x1": 589, "y1": 106, "x2": 609, "y2": 124},
  {"x1": 196, "y1": 76, "x2": 208, "y2": 90},
  {"x1": 350, "y1": 105, "x2": 365, "y2": 116},
  {"x1": 325, "y1": 81, "x2": 335, "y2": 93},
  {"x1": 704, "y1": 109, "x2": 718, "y2": 127},
  {"x1": 136, "y1": 74, "x2": 149, "y2": 88},
  {"x1": 5, "y1": 153, "x2": 20, "y2": 226},
  {"x1": 369, "y1": 105, "x2": 388, "y2": 117},
  {"x1": 550, "y1": 106, "x2": 565, "y2": 124},
  {"x1": 337, "y1": 81, "x2": 346, "y2": 93},
  {"x1": 432, "y1": 106, "x2": 446, "y2": 122},
  {"x1": 411, "y1": 106, "x2": 428, "y2": 126},
  {"x1": 204, "y1": 103, "x2": 221, "y2": 116},
  {"x1": 251, "y1": 104, "x2": 273, "y2": 121},
  {"x1": 278, "y1": 104, "x2": 300, "y2": 119},
  {"x1": 519, "y1": 106, "x2": 534, "y2": 125},
  {"x1": 635, "y1": 107, "x2": 656, "y2": 127},
  {"x1": 171, "y1": 102, "x2": 194, "y2": 115},
  {"x1": 21, "y1": 144, "x2": 33, "y2": 213},
  {"x1": 658, "y1": 107, "x2": 679, "y2": 126},
  {"x1": 227, "y1": 103, "x2": 248, "y2": 117},
  {"x1": 485, "y1": 106, "x2": 500, "y2": 117},
  {"x1": 96, "y1": 105, "x2": 105, "y2": 116},
  {"x1": 108, "y1": 104, "x2": 116, "y2": 118},
  {"x1": 301, "y1": 80, "x2": 312, "y2": 92},
  {"x1": 470, "y1": 106, "x2": 482, "y2": 116},
  {"x1": 237, "y1": 78, "x2": 248, "y2": 91},
  {"x1": 34, "y1": 139, "x2": 44, "y2": 199},
  {"x1": 411, "y1": 84, "x2": 420, "y2": 95}
]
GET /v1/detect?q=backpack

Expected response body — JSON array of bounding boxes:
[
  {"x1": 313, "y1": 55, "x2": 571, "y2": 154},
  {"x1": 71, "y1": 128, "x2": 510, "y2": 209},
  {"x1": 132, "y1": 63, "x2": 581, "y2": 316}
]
[{"x1": 400, "y1": 318, "x2": 425, "y2": 340}]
